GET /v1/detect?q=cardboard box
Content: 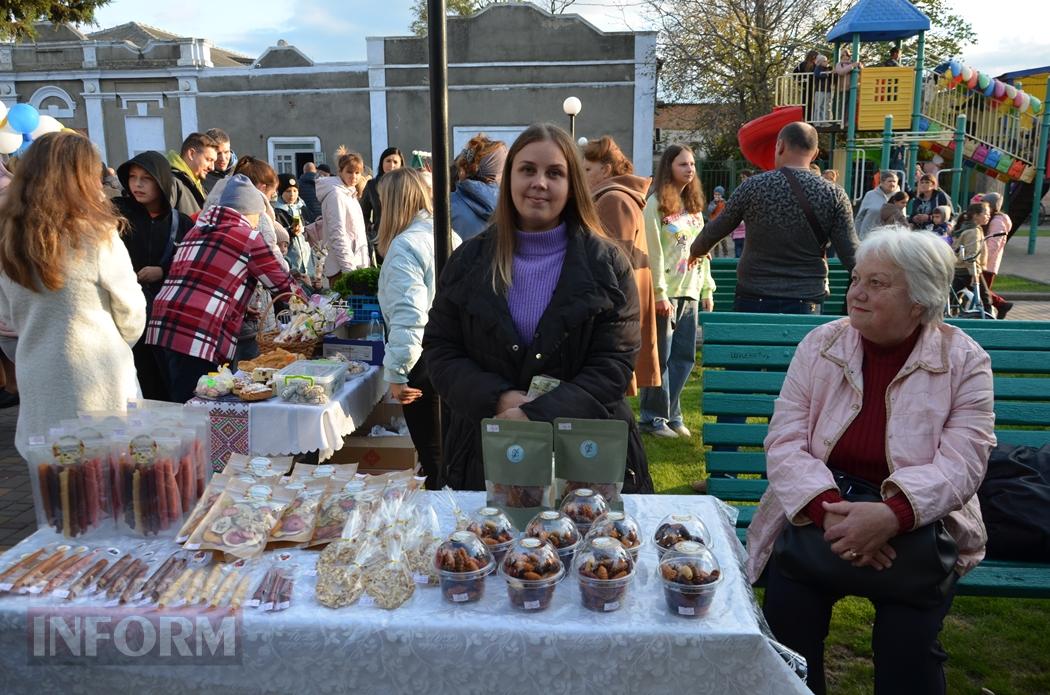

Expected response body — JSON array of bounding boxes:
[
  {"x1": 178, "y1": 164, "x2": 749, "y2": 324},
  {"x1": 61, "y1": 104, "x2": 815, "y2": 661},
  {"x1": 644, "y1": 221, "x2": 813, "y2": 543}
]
[
  {"x1": 327, "y1": 400, "x2": 417, "y2": 471},
  {"x1": 323, "y1": 336, "x2": 384, "y2": 365}
]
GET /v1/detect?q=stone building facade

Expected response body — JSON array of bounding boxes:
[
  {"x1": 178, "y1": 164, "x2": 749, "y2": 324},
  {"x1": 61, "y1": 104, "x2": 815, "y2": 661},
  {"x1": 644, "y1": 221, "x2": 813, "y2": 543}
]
[{"x1": 2, "y1": 4, "x2": 657, "y2": 175}]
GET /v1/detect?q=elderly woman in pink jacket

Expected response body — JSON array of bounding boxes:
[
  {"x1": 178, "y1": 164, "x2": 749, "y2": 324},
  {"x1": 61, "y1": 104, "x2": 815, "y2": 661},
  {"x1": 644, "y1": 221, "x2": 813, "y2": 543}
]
[{"x1": 749, "y1": 227, "x2": 994, "y2": 695}]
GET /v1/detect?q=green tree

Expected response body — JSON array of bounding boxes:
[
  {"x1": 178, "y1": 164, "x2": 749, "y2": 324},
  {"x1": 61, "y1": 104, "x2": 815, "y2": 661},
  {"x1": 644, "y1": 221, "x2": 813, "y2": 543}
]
[
  {"x1": 410, "y1": 0, "x2": 577, "y2": 36},
  {"x1": 0, "y1": 0, "x2": 111, "y2": 40}
]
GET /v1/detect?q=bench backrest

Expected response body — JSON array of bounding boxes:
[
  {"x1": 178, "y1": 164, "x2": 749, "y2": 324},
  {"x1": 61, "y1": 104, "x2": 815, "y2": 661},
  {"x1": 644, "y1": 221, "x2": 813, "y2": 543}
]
[
  {"x1": 708, "y1": 258, "x2": 851, "y2": 315},
  {"x1": 699, "y1": 313, "x2": 1050, "y2": 525}
]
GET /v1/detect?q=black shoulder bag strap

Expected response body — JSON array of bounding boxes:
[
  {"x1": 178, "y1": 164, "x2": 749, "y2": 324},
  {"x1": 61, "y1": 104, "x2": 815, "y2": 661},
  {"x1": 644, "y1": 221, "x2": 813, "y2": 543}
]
[{"x1": 780, "y1": 166, "x2": 829, "y2": 252}]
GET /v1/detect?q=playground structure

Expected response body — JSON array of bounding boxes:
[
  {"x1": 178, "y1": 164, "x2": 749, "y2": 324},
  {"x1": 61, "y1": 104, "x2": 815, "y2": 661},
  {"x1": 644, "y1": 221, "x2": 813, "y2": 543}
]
[{"x1": 738, "y1": 0, "x2": 1050, "y2": 254}]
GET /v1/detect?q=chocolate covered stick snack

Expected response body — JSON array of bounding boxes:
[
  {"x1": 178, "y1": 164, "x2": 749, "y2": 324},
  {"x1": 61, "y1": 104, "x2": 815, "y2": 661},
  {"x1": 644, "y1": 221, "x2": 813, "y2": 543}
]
[
  {"x1": 95, "y1": 554, "x2": 133, "y2": 593},
  {"x1": 138, "y1": 554, "x2": 181, "y2": 602},
  {"x1": 108, "y1": 559, "x2": 146, "y2": 600},
  {"x1": 0, "y1": 548, "x2": 49, "y2": 585},
  {"x1": 119, "y1": 563, "x2": 151, "y2": 604},
  {"x1": 149, "y1": 558, "x2": 187, "y2": 604},
  {"x1": 67, "y1": 558, "x2": 109, "y2": 599},
  {"x1": 34, "y1": 548, "x2": 89, "y2": 591},
  {"x1": 12, "y1": 549, "x2": 68, "y2": 592},
  {"x1": 45, "y1": 549, "x2": 101, "y2": 594}
]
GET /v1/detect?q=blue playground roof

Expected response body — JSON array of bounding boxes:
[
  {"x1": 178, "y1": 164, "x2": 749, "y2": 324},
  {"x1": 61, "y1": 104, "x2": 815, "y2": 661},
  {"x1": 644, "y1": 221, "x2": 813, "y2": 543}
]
[
  {"x1": 826, "y1": 0, "x2": 931, "y2": 43},
  {"x1": 997, "y1": 66, "x2": 1050, "y2": 80}
]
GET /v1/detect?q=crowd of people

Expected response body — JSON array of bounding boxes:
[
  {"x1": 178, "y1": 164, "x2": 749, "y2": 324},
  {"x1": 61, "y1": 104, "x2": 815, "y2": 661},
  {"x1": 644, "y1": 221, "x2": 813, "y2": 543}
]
[{"x1": 0, "y1": 115, "x2": 1012, "y2": 694}]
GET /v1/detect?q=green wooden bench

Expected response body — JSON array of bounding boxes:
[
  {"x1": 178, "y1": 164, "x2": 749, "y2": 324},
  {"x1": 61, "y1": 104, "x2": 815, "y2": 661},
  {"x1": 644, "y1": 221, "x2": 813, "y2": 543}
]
[
  {"x1": 699, "y1": 311, "x2": 1050, "y2": 598},
  {"x1": 708, "y1": 258, "x2": 851, "y2": 315}
]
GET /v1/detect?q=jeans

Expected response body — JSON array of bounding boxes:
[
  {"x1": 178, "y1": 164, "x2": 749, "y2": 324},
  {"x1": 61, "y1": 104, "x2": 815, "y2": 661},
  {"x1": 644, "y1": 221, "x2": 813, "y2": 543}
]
[
  {"x1": 733, "y1": 294, "x2": 823, "y2": 314},
  {"x1": 763, "y1": 555, "x2": 955, "y2": 695},
  {"x1": 401, "y1": 361, "x2": 442, "y2": 489},
  {"x1": 164, "y1": 349, "x2": 219, "y2": 403},
  {"x1": 639, "y1": 297, "x2": 697, "y2": 429}
]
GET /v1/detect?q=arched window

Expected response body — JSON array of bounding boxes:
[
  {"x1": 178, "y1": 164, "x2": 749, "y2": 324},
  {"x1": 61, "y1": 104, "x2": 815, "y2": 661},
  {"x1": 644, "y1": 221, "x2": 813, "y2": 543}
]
[{"x1": 29, "y1": 86, "x2": 76, "y2": 119}]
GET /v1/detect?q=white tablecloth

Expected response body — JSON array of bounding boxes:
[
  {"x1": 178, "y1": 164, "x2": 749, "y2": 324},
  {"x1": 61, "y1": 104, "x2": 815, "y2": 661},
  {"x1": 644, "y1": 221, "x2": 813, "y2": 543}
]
[
  {"x1": 0, "y1": 493, "x2": 807, "y2": 694},
  {"x1": 189, "y1": 365, "x2": 386, "y2": 462}
]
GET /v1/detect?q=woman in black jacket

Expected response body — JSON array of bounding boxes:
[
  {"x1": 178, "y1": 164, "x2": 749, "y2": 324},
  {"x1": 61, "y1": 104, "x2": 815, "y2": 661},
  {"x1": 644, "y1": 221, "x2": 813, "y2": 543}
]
[
  {"x1": 360, "y1": 147, "x2": 403, "y2": 263},
  {"x1": 423, "y1": 123, "x2": 653, "y2": 493}
]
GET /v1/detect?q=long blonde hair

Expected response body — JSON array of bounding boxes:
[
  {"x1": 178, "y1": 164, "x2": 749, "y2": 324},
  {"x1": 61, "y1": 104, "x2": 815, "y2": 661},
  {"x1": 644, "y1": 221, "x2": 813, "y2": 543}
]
[
  {"x1": 0, "y1": 131, "x2": 122, "y2": 291},
  {"x1": 377, "y1": 168, "x2": 433, "y2": 256},
  {"x1": 491, "y1": 123, "x2": 604, "y2": 291}
]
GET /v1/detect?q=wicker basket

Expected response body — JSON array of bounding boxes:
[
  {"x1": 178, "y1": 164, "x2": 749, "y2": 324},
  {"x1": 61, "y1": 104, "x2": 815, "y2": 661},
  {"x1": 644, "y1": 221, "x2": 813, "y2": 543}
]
[{"x1": 256, "y1": 292, "x2": 326, "y2": 358}]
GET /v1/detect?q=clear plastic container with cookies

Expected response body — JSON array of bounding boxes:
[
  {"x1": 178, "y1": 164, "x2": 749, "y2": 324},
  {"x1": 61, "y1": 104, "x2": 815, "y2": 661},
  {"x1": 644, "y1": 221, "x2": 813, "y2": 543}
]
[
  {"x1": 524, "y1": 510, "x2": 581, "y2": 570},
  {"x1": 653, "y1": 512, "x2": 712, "y2": 560},
  {"x1": 574, "y1": 536, "x2": 635, "y2": 613},
  {"x1": 658, "y1": 540, "x2": 723, "y2": 618},
  {"x1": 465, "y1": 506, "x2": 517, "y2": 564},
  {"x1": 499, "y1": 536, "x2": 564, "y2": 611},
  {"x1": 558, "y1": 487, "x2": 609, "y2": 536},
  {"x1": 584, "y1": 511, "x2": 644, "y2": 563},
  {"x1": 434, "y1": 531, "x2": 495, "y2": 604}
]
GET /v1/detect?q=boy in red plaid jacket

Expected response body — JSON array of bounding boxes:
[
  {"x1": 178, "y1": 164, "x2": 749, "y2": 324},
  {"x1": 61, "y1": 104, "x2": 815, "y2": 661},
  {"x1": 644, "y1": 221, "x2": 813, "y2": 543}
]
[{"x1": 147, "y1": 174, "x2": 302, "y2": 401}]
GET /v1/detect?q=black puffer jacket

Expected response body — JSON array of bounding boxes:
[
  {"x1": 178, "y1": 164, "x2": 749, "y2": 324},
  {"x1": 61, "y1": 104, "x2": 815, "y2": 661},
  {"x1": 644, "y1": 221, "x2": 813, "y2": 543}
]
[{"x1": 423, "y1": 220, "x2": 653, "y2": 493}]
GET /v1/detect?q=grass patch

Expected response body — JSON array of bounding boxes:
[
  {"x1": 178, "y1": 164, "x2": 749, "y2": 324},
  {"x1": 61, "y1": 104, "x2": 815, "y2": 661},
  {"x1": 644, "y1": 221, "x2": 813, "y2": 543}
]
[
  {"x1": 993, "y1": 274, "x2": 1050, "y2": 293},
  {"x1": 631, "y1": 350, "x2": 1050, "y2": 694}
]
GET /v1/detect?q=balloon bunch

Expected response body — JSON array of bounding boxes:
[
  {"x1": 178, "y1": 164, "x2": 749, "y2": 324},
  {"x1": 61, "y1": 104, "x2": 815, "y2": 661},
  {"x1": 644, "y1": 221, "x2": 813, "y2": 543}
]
[
  {"x1": 0, "y1": 102, "x2": 64, "y2": 155},
  {"x1": 944, "y1": 61, "x2": 1043, "y2": 116}
]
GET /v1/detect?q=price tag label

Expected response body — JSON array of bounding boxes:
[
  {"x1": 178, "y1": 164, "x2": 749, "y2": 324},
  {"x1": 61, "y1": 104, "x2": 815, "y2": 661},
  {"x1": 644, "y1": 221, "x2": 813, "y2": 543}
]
[
  {"x1": 0, "y1": 583, "x2": 12, "y2": 592},
  {"x1": 245, "y1": 599, "x2": 261, "y2": 608},
  {"x1": 678, "y1": 606, "x2": 696, "y2": 616},
  {"x1": 358, "y1": 594, "x2": 375, "y2": 607},
  {"x1": 523, "y1": 600, "x2": 541, "y2": 610},
  {"x1": 52, "y1": 589, "x2": 70, "y2": 599},
  {"x1": 451, "y1": 592, "x2": 470, "y2": 603},
  {"x1": 603, "y1": 601, "x2": 620, "y2": 612},
  {"x1": 412, "y1": 573, "x2": 430, "y2": 585}
]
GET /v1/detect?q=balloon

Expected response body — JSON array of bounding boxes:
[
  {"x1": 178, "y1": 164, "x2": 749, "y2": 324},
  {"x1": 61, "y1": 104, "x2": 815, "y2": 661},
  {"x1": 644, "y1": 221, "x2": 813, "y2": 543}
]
[
  {"x1": 983, "y1": 80, "x2": 996, "y2": 97},
  {"x1": 993, "y1": 80, "x2": 1006, "y2": 98},
  {"x1": 5, "y1": 104, "x2": 39, "y2": 134},
  {"x1": 977, "y1": 73, "x2": 991, "y2": 90},
  {"x1": 1019, "y1": 92, "x2": 1031, "y2": 112},
  {"x1": 948, "y1": 75, "x2": 964, "y2": 88},
  {"x1": 1005, "y1": 84, "x2": 1018, "y2": 101},
  {"x1": 1014, "y1": 91, "x2": 1026, "y2": 108},
  {"x1": 948, "y1": 60, "x2": 962, "y2": 78},
  {"x1": 0, "y1": 101, "x2": 7, "y2": 126},
  {"x1": 1030, "y1": 96, "x2": 1043, "y2": 115},
  {"x1": 29, "y1": 115, "x2": 62, "y2": 140},
  {"x1": 967, "y1": 71, "x2": 980, "y2": 89},
  {"x1": 961, "y1": 65, "x2": 973, "y2": 82},
  {"x1": 0, "y1": 127, "x2": 22, "y2": 155}
]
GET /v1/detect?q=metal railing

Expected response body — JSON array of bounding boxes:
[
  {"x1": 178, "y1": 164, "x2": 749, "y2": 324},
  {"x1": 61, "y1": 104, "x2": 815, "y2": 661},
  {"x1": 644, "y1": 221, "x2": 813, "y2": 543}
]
[{"x1": 775, "y1": 71, "x2": 849, "y2": 125}]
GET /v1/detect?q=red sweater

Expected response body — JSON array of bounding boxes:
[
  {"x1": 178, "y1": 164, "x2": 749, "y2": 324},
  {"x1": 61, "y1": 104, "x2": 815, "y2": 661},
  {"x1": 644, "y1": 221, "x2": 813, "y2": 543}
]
[{"x1": 804, "y1": 328, "x2": 919, "y2": 532}]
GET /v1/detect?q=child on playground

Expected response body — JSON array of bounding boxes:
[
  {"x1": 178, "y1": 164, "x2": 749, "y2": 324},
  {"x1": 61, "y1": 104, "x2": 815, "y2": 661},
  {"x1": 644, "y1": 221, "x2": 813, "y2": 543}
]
[
  {"x1": 951, "y1": 201, "x2": 992, "y2": 312},
  {"x1": 812, "y1": 54, "x2": 832, "y2": 122},
  {"x1": 930, "y1": 205, "x2": 953, "y2": 242},
  {"x1": 879, "y1": 190, "x2": 909, "y2": 226}
]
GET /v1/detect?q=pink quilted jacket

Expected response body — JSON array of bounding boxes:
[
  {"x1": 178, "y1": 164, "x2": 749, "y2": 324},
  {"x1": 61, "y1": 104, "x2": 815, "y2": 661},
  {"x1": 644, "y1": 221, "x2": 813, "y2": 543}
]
[{"x1": 745, "y1": 318, "x2": 995, "y2": 583}]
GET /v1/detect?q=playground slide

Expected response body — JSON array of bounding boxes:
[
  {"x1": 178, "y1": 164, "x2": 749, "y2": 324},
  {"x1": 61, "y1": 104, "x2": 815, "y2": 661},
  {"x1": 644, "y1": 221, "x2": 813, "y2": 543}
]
[{"x1": 737, "y1": 106, "x2": 804, "y2": 171}]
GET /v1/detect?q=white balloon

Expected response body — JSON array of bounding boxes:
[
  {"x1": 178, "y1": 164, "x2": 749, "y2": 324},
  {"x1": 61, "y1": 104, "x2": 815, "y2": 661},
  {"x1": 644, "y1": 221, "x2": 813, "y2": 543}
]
[
  {"x1": 29, "y1": 114, "x2": 62, "y2": 139},
  {"x1": 0, "y1": 127, "x2": 22, "y2": 155},
  {"x1": 0, "y1": 102, "x2": 8, "y2": 125}
]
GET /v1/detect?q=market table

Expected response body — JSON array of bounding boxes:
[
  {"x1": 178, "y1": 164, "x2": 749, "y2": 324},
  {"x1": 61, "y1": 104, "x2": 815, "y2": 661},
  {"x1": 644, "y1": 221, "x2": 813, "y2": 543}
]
[
  {"x1": 187, "y1": 365, "x2": 386, "y2": 471},
  {"x1": 0, "y1": 493, "x2": 807, "y2": 695}
]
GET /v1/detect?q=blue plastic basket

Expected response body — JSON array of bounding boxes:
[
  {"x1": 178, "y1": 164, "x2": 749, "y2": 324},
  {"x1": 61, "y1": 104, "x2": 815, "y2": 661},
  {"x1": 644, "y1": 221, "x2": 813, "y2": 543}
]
[{"x1": 343, "y1": 294, "x2": 383, "y2": 325}]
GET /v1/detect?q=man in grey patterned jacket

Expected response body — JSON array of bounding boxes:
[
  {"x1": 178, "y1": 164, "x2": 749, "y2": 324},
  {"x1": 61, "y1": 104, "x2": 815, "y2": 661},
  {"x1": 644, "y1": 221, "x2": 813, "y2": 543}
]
[{"x1": 689, "y1": 123, "x2": 858, "y2": 314}]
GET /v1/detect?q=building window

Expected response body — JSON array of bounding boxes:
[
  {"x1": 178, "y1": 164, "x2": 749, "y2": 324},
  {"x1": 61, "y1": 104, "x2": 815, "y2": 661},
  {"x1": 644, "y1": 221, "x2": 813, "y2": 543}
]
[
  {"x1": 29, "y1": 86, "x2": 76, "y2": 119},
  {"x1": 267, "y1": 137, "x2": 322, "y2": 175}
]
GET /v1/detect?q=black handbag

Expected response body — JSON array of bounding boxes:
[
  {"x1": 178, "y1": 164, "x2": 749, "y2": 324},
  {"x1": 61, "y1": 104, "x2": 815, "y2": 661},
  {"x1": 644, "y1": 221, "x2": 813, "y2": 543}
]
[{"x1": 772, "y1": 469, "x2": 959, "y2": 606}]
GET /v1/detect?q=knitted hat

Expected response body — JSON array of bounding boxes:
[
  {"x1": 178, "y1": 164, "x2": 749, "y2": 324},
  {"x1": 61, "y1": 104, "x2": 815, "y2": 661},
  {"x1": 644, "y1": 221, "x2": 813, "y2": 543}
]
[
  {"x1": 218, "y1": 174, "x2": 266, "y2": 214},
  {"x1": 278, "y1": 173, "x2": 298, "y2": 195},
  {"x1": 714, "y1": 185, "x2": 725, "y2": 195}
]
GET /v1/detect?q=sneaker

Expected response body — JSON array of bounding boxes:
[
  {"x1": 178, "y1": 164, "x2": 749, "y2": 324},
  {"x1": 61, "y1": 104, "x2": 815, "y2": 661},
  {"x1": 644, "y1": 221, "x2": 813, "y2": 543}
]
[
  {"x1": 669, "y1": 422, "x2": 691, "y2": 438},
  {"x1": 690, "y1": 479, "x2": 708, "y2": 494},
  {"x1": 996, "y1": 301, "x2": 1013, "y2": 320},
  {"x1": 642, "y1": 424, "x2": 678, "y2": 439}
]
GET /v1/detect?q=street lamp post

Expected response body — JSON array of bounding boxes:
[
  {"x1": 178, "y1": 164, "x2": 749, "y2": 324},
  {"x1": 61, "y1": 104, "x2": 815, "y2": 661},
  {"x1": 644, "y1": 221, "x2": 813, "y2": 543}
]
[{"x1": 562, "y1": 96, "x2": 582, "y2": 139}]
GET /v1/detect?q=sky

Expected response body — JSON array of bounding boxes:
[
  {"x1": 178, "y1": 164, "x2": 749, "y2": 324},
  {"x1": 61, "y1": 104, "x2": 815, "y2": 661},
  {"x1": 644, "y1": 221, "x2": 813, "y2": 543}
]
[{"x1": 84, "y1": 0, "x2": 1047, "y2": 77}]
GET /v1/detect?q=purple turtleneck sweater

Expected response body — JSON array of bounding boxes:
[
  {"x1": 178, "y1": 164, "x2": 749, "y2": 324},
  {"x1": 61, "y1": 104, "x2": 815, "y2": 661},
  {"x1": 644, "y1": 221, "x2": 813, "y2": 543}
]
[{"x1": 507, "y1": 223, "x2": 568, "y2": 344}]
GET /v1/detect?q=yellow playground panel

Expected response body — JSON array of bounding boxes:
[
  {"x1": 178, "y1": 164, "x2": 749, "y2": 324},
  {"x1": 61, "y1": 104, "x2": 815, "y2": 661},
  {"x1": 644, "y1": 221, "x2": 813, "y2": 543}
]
[{"x1": 855, "y1": 67, "x2": 915, "y2": 130}]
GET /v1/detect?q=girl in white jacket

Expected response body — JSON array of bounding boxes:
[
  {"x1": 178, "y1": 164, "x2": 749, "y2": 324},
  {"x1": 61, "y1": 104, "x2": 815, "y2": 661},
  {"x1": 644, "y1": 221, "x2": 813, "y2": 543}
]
[
  {"x1": 317, "y1": 152, "x2": 370, "y2": 282},
  {"x1": 377, "y1": 168, "x2": 460, "y2": 488}
]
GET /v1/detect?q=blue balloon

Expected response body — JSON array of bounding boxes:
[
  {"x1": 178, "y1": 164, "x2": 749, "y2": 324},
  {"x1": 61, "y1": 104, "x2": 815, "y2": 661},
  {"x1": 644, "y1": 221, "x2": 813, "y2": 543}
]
[
  {"x1": 948, "y1": 60, "x2": 961, "y2": 78},
  {"x1": 983, "y1": 80, "x2": 996, "y2": 97},
  {"x1": 6, "y1": 104, "x2": 39, "y2": 135}
]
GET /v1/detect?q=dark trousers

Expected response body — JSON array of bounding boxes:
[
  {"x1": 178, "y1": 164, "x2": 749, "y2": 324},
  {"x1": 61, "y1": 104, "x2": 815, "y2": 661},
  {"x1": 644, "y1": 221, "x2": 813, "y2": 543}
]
[
  {"x1": 132, "y1": 338, "x2": 169, "y2": 401},
  {"x1": 763, "y1": 556, "x2": 955, "y2": 695},
  {"x1": 733, "y1": 293, "x2": 823, "y2": 314},
  {"x1": 164, "y1": 349, "x2": 219, "y2": 403},
  {"x1": 402, "y1": 361, "x2": 442, "y2": 490}
]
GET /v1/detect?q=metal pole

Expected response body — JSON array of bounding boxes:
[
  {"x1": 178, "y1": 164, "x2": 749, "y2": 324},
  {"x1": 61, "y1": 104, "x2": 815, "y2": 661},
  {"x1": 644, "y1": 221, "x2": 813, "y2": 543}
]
[
  {"x1": 1028, "y1": 76, "x2": 1050, "y2": 254},
  {"x1": 569, "y1": 114, "x2": 575, "y2": 140},
  {"x1": 428, "y1": 0, "x2": 452, "y2": 274},
  {"x1": 907, "y1": 32, "x2": 926, "y2": 191},
  {"x1": 881, "y1": 115, "x2": 893, "y2": 170},
  {"x1": 843, "y1": 33, "x2": 861, "y2": 197},
  {"x1": 951, "y1": 113, "x2": 966, "y2": 210}
]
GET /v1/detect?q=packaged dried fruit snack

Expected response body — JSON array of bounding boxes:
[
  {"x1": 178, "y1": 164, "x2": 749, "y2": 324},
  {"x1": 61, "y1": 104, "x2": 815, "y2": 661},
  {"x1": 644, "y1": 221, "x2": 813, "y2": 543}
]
[
  {"x1": 658, "y1": 540, "x2": 723, "y2": 618},
  {"x1": 110, "y1": 434, "x2": 185, "y2": 536},
  {"x1": 584, "y1": 511, "x2": 644, "y2": 563},
  {"x1": 575, "y1": 536, "x2": 635, "y2": 613},
  {"x1": 308, "y1": 478, "x2": 375, "y2": 548},
  {"x1": 553, "y1": 418, "x2": 628, "y2": 505},
  {"x1": 405, "y1": 505, "x2": 443, "y2": 586},
  {"x1": 176, "y1": 474, "x2": 233, "y2": 543},
  {"x1": 434, "y1": 531, "x2": 495, "y2": 604},
  {"x1": 465, "y1": 506, "x2": 517, "y2": 564},
  {"x1": 500, "y1": 537, "x2": 564, "y2": 611},
  {"x1": 27, "y1": 433, "x2": 112, "y2": 538},
  {"x1": 185, "y1": 480, "x2": 295, "y2": 559},
  {"x1": 290, "y1": 462, "x2": 358, "y2": 481},
  {"x1": 653, "y1": 513, "x2": 712, "y2": 560},
  {"x1": 524, "y1": 510, "x2": 581, "y2": 570},
  {"x1": 481, "y1": 419, "x2": 554, "y2": 528},
  {"x1": 559, "y1": 487, "x2": 609, "y2": 536},
  {"x1": 268, "y1": 477, "x2": 327, "y2": 547},
  {"x1": 222, "y1": 454, "x2": 288, "y2": 484}
]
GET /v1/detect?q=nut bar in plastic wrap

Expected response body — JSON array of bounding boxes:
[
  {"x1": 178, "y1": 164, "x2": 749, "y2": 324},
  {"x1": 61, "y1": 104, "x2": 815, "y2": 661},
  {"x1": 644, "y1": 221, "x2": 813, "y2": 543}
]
[
  {"x1": 552, "y1": 418, "x2": 628, "y2": 507},
  {"x1": 27, "y1": 432, "x2": 113, "y2": 538},
  {"x1": 110, "y1": 433, "x2": 184, "y2": 536},
  {"x1": 480, "y1": 418, "x2": 554, "y2": 529},
  {"x1": 184, "y1": 479, "x2": 295, "y2": 560}
]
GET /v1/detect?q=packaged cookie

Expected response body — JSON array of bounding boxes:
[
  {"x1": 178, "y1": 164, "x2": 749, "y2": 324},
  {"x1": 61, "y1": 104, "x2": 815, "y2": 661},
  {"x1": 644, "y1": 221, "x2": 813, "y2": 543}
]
[
  {"x1": 584, "y1": 511, "x2": 644, "y2": 563},
  {"x1": 559, "y1": 488, "x2": 609, "y2": 536},
  {"x1": 499, "y1": 537, "x2": 564, "y2": 611},
  {"x1": 465, "y1": 506, "x2": 517, "y2": 564},
  {"x1": 269, "y1": 477, "x2": 327, "y2": 547},
  {"x1": 27, "y1": 433, "x2": 112, "y2": 538},
  {"x1": 223, "y1": 454, "x2": 289, "y2": 483},
  {"x1": 110, "y1": 434, "x2": 185, "y2": 536},
  {"x1": 653, "y1": 513, "x2": 712, "y2": 560},
  {"x1": 658, "y1": 540, "x2": 723, "y2": 618},
  {"x1": 185, "y1": 480, "x2": 295, "y2": 559},
  {"x1": 481, "y1": 419, "x2": 554, "y2": 528},
  {"x1": 575, "y1": 536, "x2": 635, "y2": 613},
  {"x1": 524, "y1": 510, "x2": 581, "y2": 570},
  {"x1": 553, "y1": 418, "x2": 628, "y2": 505},
  {"x1": 315, "y1": 507, "x2": 371, "y2": 608},
  {"x1": 290, "y1": 462, "x2": 358, "y2": 481},
  {"x1": 308, "y1": 477, "x2": 376, "y2": 548},
  {"x1": 434, "y1": 531, "x2": 495, "y2": 604}
]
